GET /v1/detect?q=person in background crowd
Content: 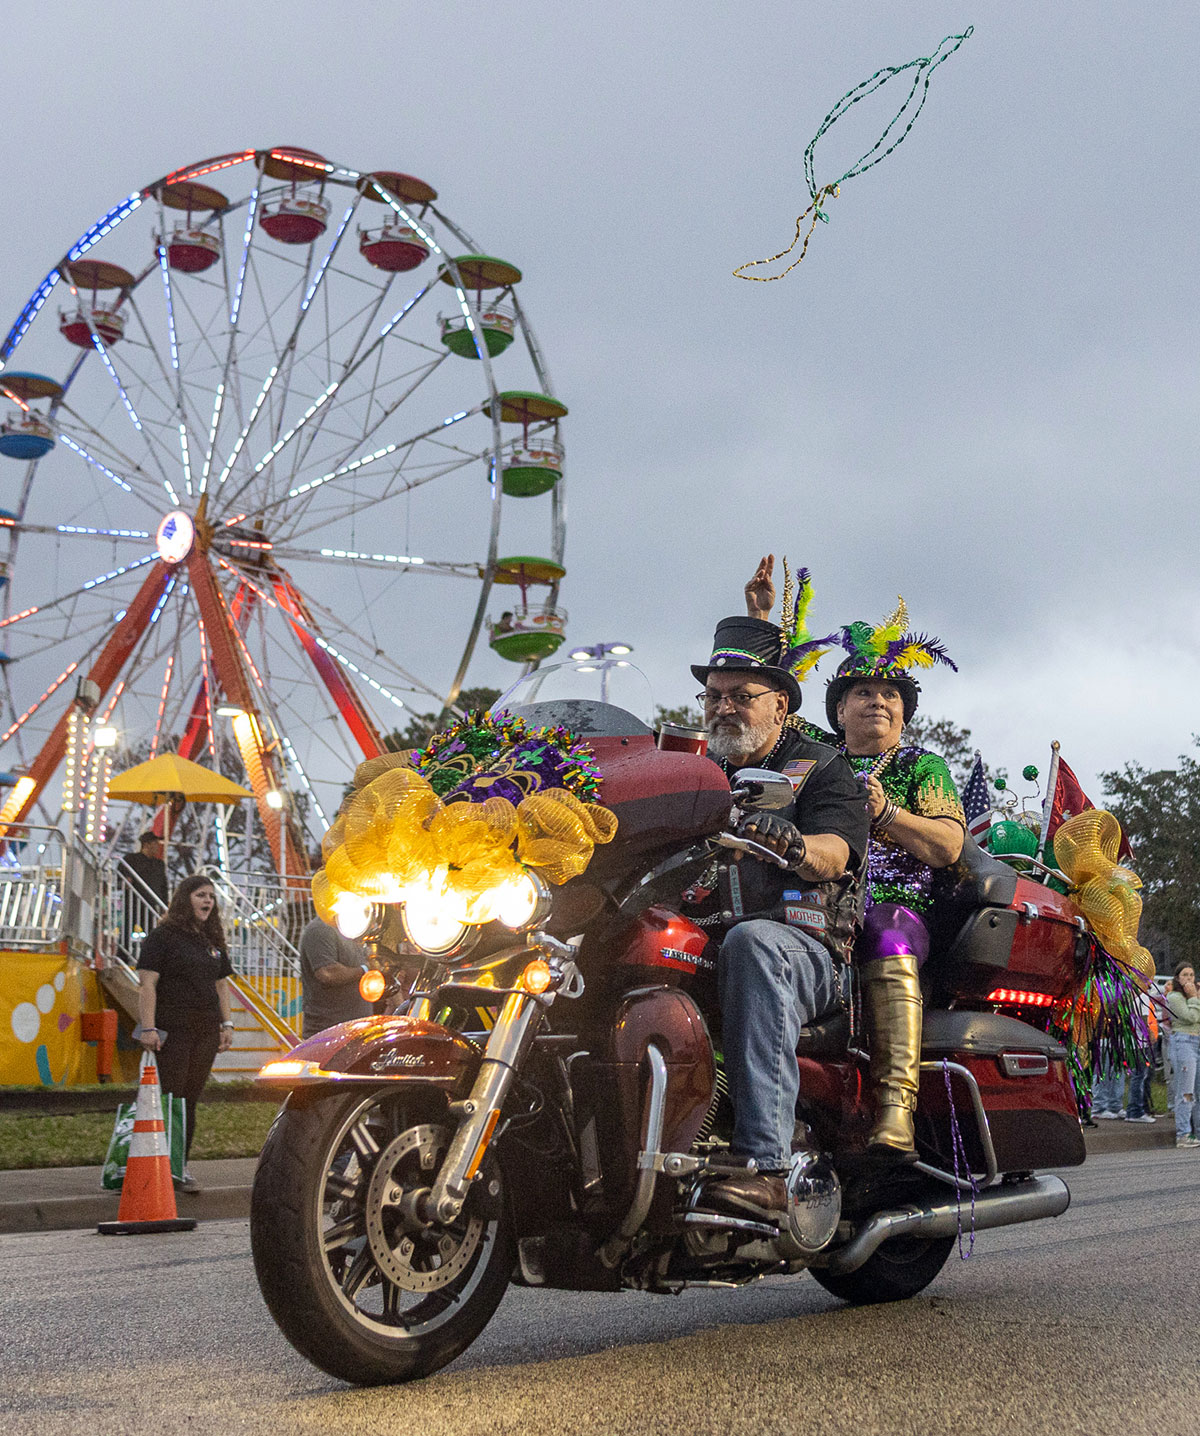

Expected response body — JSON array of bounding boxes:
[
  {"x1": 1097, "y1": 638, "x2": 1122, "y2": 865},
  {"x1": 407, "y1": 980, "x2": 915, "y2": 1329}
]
[
  {"x1": 119, "y1": 831, "x2": 169, "y2": 907},
  {"x1": 136, "y1": 874, "x2": 234, "y2": 1191},
  {"x1": 1165, "y1": 962, "x2": 1200, "y2": 1148},
  {"x1": 1092, "y1": 1060, "x2": 1126, "y2": 1119},
  {"x1": 1156, "y1": 978, "x2": 1175, "y2": 1114},
  {"x1": 299, "y1": 916, "x2": 373, "y2": 1039},
  {"x1": 1123, "y1": 987, "x2": 1158, "y2": 1123}
]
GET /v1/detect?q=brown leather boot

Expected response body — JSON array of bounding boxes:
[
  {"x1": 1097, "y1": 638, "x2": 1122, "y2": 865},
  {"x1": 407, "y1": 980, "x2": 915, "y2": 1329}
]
[{"x1": 862, "y1": 953, "x2": 923, "y2": 1159}]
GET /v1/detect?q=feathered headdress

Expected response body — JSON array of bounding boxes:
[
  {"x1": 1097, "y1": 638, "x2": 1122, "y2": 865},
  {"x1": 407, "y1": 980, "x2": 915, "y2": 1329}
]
[
  {"x1": 778, "y1": 559, "x2": 838, "y2": 683},
  {"x1": 835, "y1": 595, "x2": 957, "y2": 679}
]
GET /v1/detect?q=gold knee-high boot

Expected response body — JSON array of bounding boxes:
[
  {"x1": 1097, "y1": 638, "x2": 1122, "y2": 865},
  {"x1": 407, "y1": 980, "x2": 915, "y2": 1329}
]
[{"x1": 862, "y1": 954, "x2": 923, "y2": 1157}]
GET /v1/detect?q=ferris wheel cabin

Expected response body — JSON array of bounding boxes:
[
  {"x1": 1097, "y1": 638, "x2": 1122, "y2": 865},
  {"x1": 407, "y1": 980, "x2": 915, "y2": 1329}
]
[
  {"x1": 489, "y1": 556, "x2": 567, "y2": 662},
  {"x1": 482, "y1": 390, "x2": 569, "y2": 497},
  {"x1": 258, "y1": 147, "x2": 332, "y2": 245},
  {"x1": 153, "y1": 179, "x2": 228, "y2": 273},
  {"x1": 58, "y1": 260, "x2": 132, "y2": 348},
  {"x1": 357, "y1": 171, "x2": 436, "y2": 272},
  {"x1": 0, "y1": 373, "x2": 62, "y2": 461},
  {"x1": 439, "y1": 256, "x2": 522, "y2": 359}
]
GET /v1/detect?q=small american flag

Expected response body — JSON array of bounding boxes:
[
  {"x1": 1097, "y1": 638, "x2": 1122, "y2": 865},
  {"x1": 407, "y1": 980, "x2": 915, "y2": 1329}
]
[{"x1": 962, "y1": 753, "x2": 992, "y2": 840}]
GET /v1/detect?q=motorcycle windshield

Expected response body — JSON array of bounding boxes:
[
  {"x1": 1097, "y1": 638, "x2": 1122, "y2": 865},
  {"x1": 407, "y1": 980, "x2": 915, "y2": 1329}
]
[{"x1": 490, "y1": 659, "x2": 655, "y2": 738}]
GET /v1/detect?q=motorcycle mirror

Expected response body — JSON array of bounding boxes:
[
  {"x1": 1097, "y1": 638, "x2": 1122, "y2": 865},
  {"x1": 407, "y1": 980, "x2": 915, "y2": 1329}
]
[{"x1": 729, "y1": 768, "x2": 795, "y2": 812}]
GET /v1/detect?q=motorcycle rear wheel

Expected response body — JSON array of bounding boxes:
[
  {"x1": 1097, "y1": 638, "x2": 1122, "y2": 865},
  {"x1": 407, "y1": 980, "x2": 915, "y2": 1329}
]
[
  {"x1": 809, "y1": 1232, "x2": 954, "y2": 1306},
  {"x1": 250, "y1": 1085, "x2": 513, "y2": 1386}
]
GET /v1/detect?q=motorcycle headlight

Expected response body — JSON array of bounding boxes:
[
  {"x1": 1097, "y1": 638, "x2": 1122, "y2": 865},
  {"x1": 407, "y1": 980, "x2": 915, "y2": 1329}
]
[
  {"x1": 333, "y1": 892, "x2": 381, "y2": 940},
  {"x1": 495, "y1": 871, "x2": 552, "y2": 931},
  {"x1": 401, "y1": 892, "x2": 480, "y2": 957}
]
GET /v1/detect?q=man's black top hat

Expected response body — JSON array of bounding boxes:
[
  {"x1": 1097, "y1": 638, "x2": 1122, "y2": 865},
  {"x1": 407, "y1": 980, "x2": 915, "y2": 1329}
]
[{"x1": 691, "y1": 616, "x2": 803, "y2": 713}]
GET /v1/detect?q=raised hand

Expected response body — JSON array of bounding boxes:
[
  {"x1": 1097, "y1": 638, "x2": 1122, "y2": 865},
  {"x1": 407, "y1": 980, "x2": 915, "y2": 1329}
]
[{"x1": 745, "y1": 554, "x2": 776, "y2": 619}]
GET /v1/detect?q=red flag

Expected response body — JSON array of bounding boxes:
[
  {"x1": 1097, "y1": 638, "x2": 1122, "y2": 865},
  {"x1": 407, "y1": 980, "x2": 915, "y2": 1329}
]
[{"x1": 1047, "y1": 757, "x2": 1134, "y2": 862}]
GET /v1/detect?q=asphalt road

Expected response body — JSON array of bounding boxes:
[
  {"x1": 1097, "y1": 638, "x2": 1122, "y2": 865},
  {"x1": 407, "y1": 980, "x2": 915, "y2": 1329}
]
[{"x1": 0, "y1": 1149, "x2": 1196, "y2": 1436}]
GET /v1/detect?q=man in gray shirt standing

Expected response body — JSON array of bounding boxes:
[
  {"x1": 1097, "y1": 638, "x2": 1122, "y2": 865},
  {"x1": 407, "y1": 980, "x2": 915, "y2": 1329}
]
[{"x1": 298, "y1": 917, "x2": 373, "y2": 1038}]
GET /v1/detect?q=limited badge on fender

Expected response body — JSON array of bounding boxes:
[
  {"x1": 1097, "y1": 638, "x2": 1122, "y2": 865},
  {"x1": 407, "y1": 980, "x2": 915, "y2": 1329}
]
[
  {"x1": 782, "y1": 758, "x2": 817, "y2": 793},
  {"x1": 783, "y1": 889, "x2": 826, "y2": 933}
]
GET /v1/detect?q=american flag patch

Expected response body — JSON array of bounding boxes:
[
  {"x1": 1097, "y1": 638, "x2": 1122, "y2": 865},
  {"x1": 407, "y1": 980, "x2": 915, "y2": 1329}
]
[{"x1": 782, "y1": 758, "x2": 817, "y2": 791}]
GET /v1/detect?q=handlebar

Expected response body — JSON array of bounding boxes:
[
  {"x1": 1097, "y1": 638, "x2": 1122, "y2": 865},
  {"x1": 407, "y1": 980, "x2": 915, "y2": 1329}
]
[{"x1": 712, "y1": 832, "x2": 791, "y2": 869}]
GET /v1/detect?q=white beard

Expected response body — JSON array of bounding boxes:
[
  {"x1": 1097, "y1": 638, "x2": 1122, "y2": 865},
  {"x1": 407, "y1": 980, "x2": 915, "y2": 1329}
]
[{"x1": 706, "y1": 713, "x2": 779, "y2": 763}]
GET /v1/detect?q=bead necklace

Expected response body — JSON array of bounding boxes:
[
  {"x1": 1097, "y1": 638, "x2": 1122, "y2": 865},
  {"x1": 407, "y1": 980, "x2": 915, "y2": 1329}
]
[{"x1": 842, "y1": 742, "x2": 901, "y2": 781}]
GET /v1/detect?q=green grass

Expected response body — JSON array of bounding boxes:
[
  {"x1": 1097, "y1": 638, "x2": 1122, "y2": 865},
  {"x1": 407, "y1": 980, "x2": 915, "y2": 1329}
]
[{"x1": 0, "y1": 1100, "x2": 280, "y2": 1170}]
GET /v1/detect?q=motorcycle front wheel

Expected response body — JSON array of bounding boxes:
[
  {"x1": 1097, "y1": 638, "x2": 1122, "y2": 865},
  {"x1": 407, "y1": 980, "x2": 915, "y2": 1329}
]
[{"x1": 250, "y1": 1085, "x2": 512, "y2": 1386}]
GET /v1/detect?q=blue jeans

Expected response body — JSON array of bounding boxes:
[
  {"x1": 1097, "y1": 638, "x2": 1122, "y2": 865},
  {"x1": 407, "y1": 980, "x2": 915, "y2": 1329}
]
[
  {"x1": 718, "y1": 920, "x2": 839, "y2": 1168},
  {"x1": 1092, "y1": 1065, "x2": 1125, "y2": 1115},
  {"x1": 1171, "y1": 1033, "x2": 1200, "y2": 1141},
  {"x1": 1126, "y1": 1056, "x2": 1153, "y2": 1119}
]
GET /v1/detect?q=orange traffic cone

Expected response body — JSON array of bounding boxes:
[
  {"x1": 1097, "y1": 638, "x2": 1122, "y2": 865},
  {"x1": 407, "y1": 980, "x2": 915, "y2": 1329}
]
[{"x1": 98, "y1": 1052, "x2": 197, "y2": 1235}]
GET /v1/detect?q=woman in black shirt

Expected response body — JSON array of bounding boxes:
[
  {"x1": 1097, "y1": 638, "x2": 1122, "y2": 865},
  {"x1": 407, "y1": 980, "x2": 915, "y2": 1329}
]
[{"x1": 136, "y1": 874, "x2": 235, "y2": 1190}]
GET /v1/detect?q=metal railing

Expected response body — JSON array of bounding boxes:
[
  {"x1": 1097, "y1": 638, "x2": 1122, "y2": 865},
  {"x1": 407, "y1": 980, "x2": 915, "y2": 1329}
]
[
  {"x1": 0, "y1": 827, "x2": 69, "y2": 949},
  {"x1": 101, "y1": 862, "x2": 167, "y2": 969},
  {"x1": 201, "y1": 866, "x2": 308, "y2": 982}
]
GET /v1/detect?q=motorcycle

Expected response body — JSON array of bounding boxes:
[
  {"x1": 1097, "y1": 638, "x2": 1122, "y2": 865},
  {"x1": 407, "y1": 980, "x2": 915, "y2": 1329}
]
[{"x1": 250, "y1": 663, "x2": 1085, "y2": 1385}]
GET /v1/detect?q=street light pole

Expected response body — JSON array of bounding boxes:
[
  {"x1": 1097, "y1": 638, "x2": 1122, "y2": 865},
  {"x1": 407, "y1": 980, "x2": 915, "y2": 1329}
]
[{"x1": 566, "y1": 642, "x2": 633, "y2": 705}]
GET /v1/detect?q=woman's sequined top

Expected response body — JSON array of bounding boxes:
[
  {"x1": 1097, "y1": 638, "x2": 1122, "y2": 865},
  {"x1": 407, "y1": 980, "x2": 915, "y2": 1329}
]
[{"x1": 842, "y1": 745, "x2": 964, "y2": 914}]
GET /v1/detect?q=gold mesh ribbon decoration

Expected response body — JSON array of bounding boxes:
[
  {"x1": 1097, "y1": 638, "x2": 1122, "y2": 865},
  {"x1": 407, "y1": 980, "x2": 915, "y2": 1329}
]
[
  {"x1": 517, "y1": 789, "x2": 621, "y2": 885},
  {"x1": 1053, "y1": 810, "x2": 1154, "y2": 982},
  {"x1": 313, "y1": 742, "x2": 617, "y2": 931}
]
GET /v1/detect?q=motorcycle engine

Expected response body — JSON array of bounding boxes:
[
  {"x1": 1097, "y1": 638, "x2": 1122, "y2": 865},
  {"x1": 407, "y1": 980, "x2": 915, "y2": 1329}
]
[{"x1": 782, "y1": 1150, "x2": 842, "y2": 1257}]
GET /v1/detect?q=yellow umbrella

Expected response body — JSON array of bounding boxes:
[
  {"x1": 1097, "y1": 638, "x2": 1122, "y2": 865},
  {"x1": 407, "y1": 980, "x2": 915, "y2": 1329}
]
[
  {"x1": 107, "y1": 753, "x2": 252, "y2": 878},
  {"x1": 107, "y1": 753, "x2": 253, "y2": 805}
]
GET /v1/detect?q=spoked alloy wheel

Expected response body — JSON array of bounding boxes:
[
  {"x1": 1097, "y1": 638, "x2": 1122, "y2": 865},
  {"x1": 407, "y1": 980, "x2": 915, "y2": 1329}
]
[{"x1": 250, "y1": 1086, "x2": 512, "y2": 1385}]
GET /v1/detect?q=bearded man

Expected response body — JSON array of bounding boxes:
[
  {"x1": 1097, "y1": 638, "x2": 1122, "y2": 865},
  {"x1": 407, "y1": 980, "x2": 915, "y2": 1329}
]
[{"x1": 685, "y1": 614, "x2": 868, "y2": 1218}]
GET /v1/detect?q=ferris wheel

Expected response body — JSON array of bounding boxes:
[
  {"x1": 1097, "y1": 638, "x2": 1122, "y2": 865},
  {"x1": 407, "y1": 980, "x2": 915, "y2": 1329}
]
[{"x1": 0, "y1": 147, "x2": 568, "y2": 874}]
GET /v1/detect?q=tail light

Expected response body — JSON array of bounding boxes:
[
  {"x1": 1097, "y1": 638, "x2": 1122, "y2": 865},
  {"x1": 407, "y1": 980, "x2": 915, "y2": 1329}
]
[{"x1": 988, "y1": 987, "x2": 1056, "y2": 1009}]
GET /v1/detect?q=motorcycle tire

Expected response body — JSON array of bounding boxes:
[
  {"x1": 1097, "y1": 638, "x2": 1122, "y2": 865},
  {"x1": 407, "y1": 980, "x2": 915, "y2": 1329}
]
[
  {"x1": 808, "y1": 1232, "x2": 954, "y2": 1306},
  {"x1": 250, "y1": 1085, "x2": 513, "y2": 1386}
]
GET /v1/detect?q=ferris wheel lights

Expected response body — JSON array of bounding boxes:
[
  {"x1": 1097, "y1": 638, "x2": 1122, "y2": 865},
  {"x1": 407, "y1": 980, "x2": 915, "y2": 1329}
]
[
  {"x1": 216, "y1": 366, "x2": 279, "y2": 486},
  {"x1": 318, "y1": 549, "x2": 421, "y2": 565},
  {"x1": 65, "y1": 194, "x2": 142, "y2": 264},
  {"x1": 230, "y1": 186, "x2": 259, "y2": 327},
  {"x1": 299, "y1": 206, "x2": 356, "y2": 315},
  {"x1": 215, "y1": 706, "x2": 246, "y2": 718},
  {"x1": 57, "y1": 434, "x2": 134, "y2": 494},
  {"x1": 264, "y1": 789, "x2": 285, "y2": 810},
  {"x1": 92, "y1": 726, "x2": 119, "y2": 749},
  {"x1": 82, "y1": 555, "x2": 156, "y2": 591}
]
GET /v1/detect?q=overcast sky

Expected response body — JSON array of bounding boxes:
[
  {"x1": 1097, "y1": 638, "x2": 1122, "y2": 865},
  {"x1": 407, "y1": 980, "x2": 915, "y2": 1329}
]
[{"x1": 2, "y1": 0, "x2": 1197, "y2": 810}]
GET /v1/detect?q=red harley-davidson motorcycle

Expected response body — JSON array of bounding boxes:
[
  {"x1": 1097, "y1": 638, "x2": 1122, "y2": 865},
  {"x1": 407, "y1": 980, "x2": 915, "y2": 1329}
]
[{"x1": 250, "y1": 666, "x2": 1086, "y2": 1386}]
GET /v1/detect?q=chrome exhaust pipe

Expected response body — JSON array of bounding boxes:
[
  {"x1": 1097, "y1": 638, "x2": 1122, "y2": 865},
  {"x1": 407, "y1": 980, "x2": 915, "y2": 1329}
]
[{"x1": 824, "y1": 1174, "x2": 1070, "y2": 1276}]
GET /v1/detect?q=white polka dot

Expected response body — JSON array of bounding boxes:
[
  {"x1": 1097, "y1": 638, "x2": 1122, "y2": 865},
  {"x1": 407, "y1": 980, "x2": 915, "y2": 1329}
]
[
  {"x1": 11, "y1": 1003, "x2": 39, "y2": 1043},
  {"x1": 36, "y1": 984, "x2": 56, "y2": 1014},
  {"x1": 53, "y1": 972, "x2": 65, "y2": 991}
]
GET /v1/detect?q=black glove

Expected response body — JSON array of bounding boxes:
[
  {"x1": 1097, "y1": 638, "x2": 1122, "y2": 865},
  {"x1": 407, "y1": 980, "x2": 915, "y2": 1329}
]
[{"x1": 735, "y1": 812, "x2": 808, "y2": 871}]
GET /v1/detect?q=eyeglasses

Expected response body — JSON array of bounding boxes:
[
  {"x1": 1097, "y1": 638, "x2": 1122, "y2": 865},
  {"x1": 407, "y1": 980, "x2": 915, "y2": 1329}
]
[{"x1": 697, "y1": 688, "x2": 778, "y2": 710}]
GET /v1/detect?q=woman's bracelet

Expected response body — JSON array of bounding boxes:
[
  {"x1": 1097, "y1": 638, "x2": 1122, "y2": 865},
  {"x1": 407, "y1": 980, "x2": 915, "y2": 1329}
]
[{"x1": 873, "y1": 800, "x2": 899, "y2": 833}]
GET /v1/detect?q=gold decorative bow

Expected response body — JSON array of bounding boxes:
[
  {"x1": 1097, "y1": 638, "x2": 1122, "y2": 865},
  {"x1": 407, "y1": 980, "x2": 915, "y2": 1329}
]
[{"x1": 1052, "y1": 810, "x2": 1154, "y2": 984}]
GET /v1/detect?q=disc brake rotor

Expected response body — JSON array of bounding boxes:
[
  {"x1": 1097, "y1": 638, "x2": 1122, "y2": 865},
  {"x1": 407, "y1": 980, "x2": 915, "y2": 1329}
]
[{"x1": 363, "y1": 1123, "x2": 484, "y2": 1292}]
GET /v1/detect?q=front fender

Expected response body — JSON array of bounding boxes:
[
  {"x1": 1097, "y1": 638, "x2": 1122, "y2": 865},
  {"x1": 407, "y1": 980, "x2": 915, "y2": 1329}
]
[{"x1": 256, "y1": 1014, "x2": 482, "y2": 1093}]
